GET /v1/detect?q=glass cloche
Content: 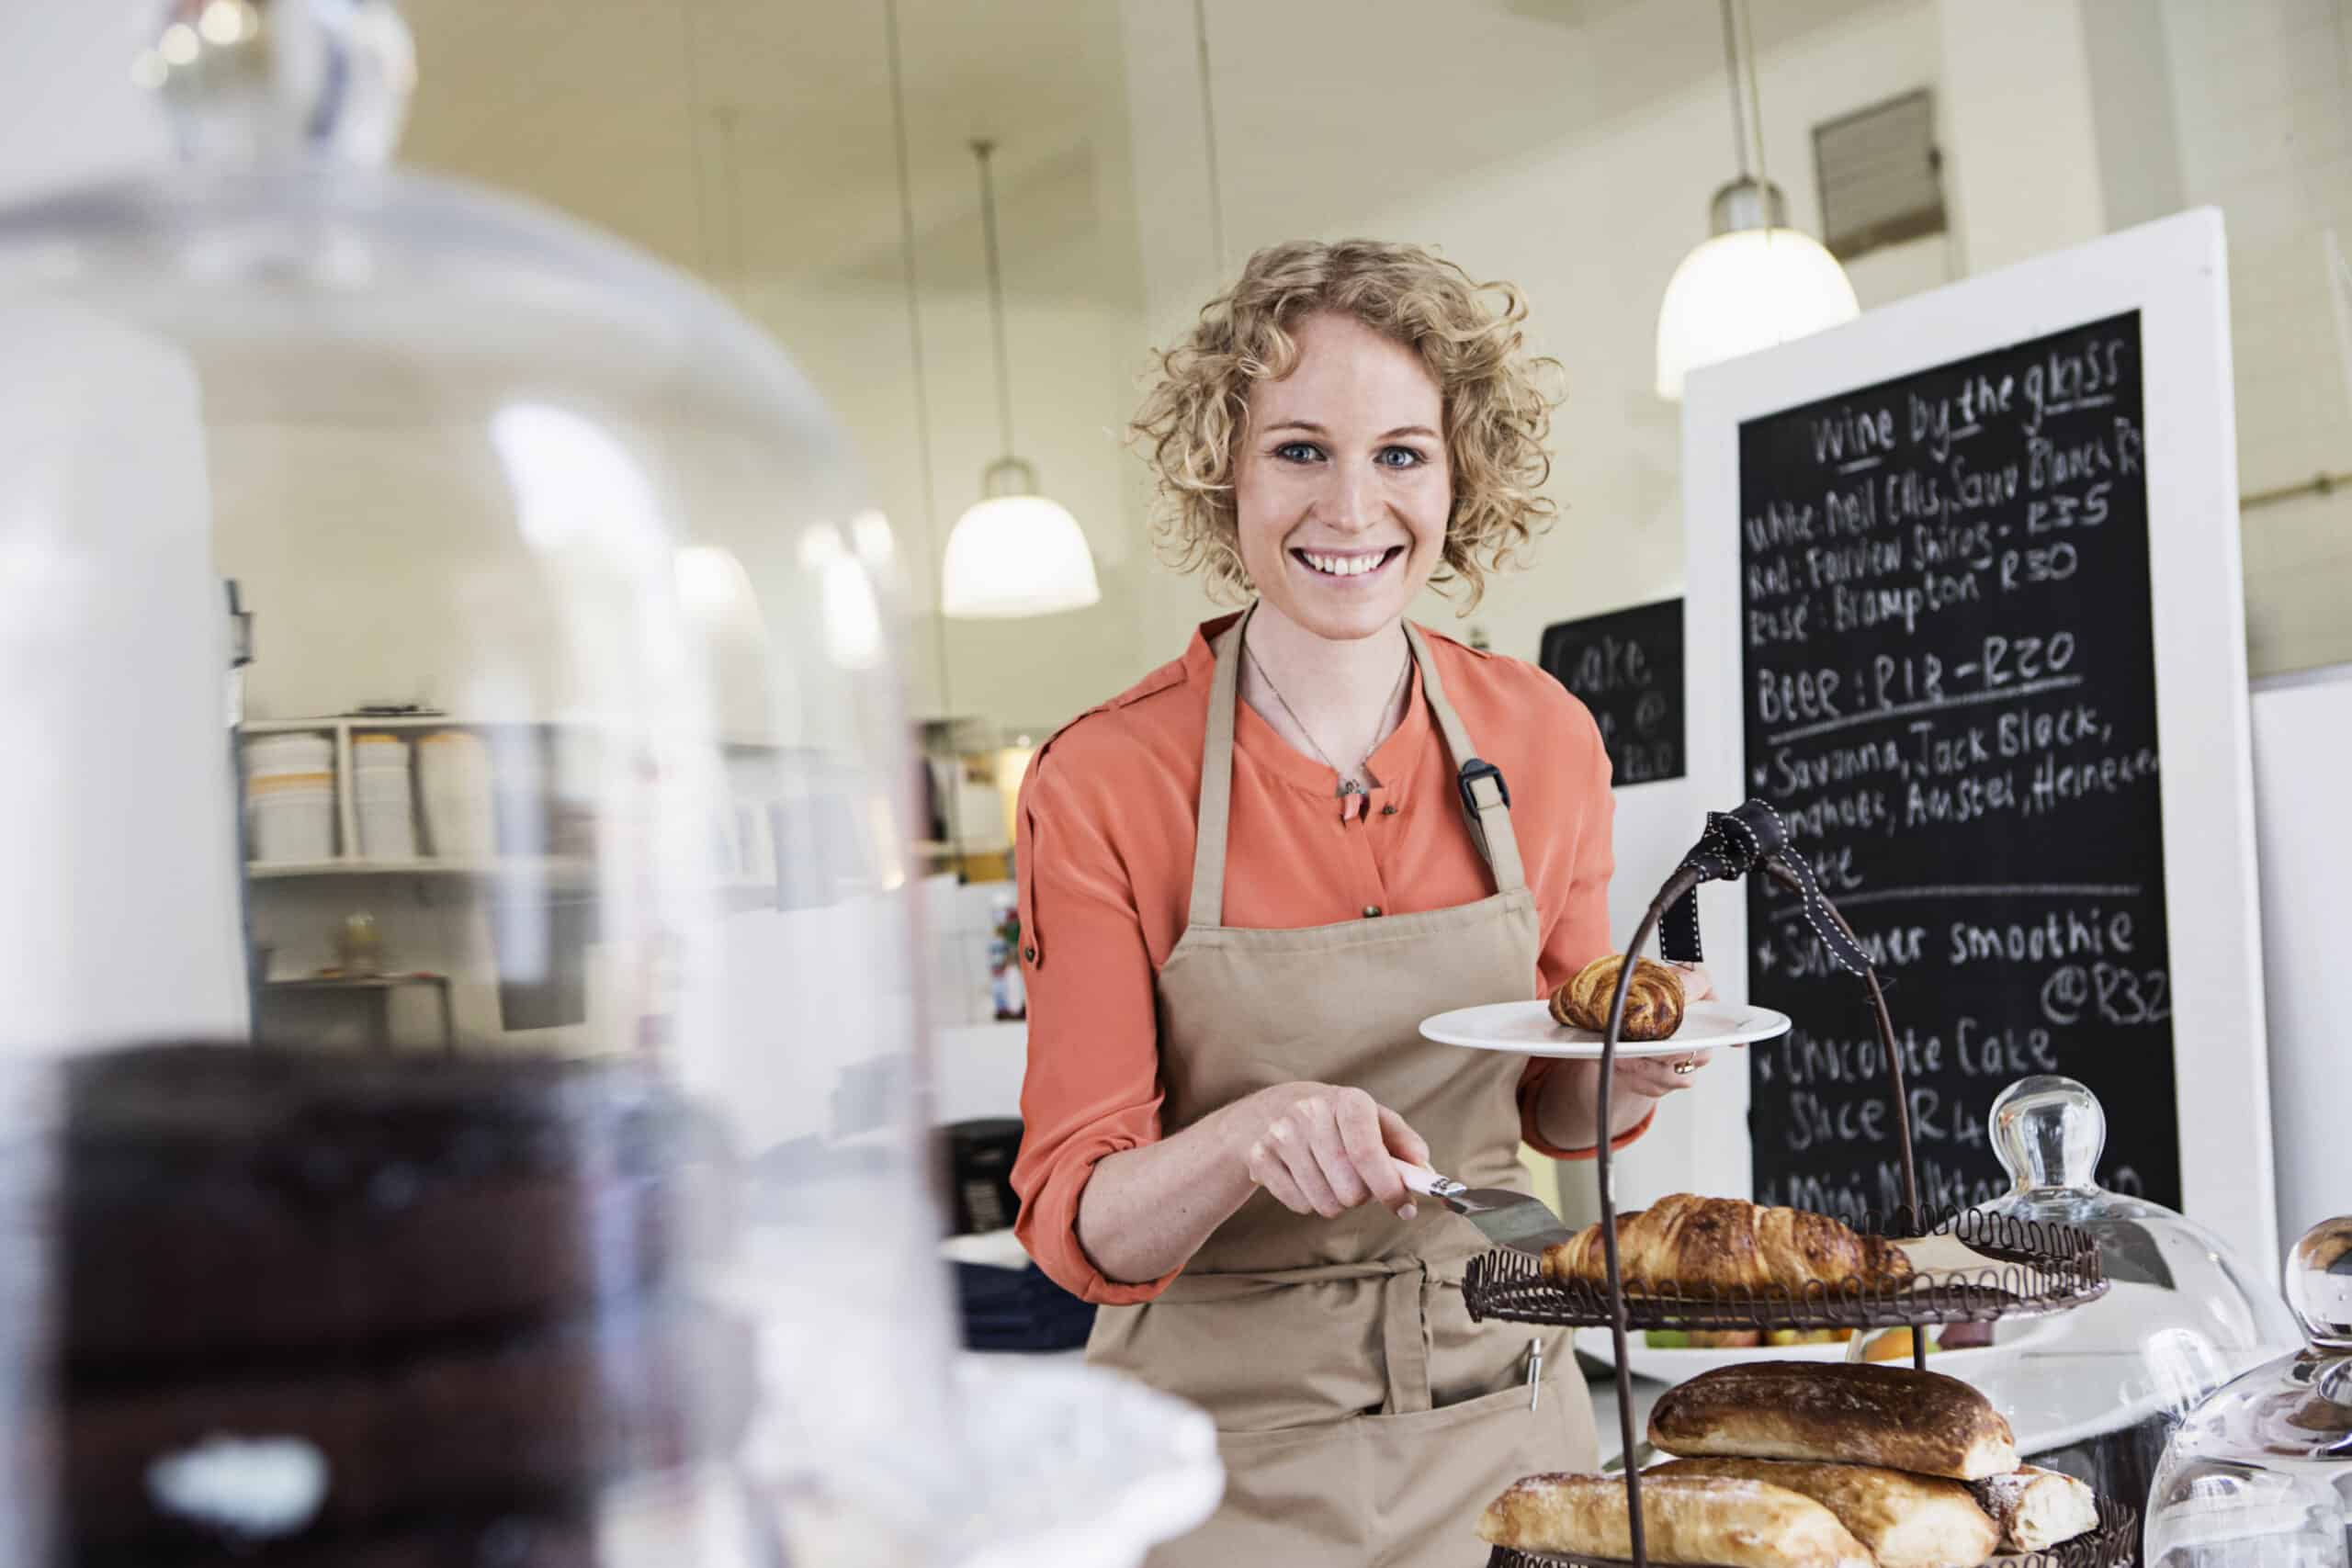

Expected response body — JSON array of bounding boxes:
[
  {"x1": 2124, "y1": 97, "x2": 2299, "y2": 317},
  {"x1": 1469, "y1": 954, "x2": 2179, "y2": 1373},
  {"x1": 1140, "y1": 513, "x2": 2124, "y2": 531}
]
[
  {"x1": 0, "y1": 3, "x2": 1214, "y2": 1564},
  {"x1": 2144, "y1": 1217, "x2": 2352, "y2": 1567},
  {"x1": 1961, "y1": 1077, "x2": 2297, "y2": 1540}
]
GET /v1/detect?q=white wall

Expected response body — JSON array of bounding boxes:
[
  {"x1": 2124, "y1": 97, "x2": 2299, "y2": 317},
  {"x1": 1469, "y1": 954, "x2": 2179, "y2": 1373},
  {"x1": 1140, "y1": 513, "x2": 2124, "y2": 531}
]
[
  {"x1": 0, "y1": 10, "x2": 161, "y2": 199},
  {"x1": 1938, "y1": 0, "x2": 2109, "y2": 272},
  {"x1": 2252, "y1": 664, "x2": 2352, "y2": 1258},
  {"x1": 2150, "y1": 0, "x2": 2352, "y2": 677}
]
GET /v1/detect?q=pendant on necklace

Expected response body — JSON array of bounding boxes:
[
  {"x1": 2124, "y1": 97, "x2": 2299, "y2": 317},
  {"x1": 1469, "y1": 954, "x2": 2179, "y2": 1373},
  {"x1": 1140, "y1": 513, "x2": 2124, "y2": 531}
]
[{"x1": 1336, "y1": 780, "x2": 1363, "y2": 797}]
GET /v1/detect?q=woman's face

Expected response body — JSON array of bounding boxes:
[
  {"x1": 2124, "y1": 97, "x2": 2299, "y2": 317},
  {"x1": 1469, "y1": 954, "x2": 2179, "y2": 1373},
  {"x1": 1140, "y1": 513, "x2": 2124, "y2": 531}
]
[{"x1": 1233, "y1": 310, "x2": 1451, "y2": 643}]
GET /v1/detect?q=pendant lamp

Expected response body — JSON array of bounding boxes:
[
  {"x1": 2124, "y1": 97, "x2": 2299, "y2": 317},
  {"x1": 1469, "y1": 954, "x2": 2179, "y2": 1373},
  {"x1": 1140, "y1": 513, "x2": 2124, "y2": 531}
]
[
  {"x1": 940, "y1": 140, "x2": 1101, "y2": 619},
  {"x1": 1655, "y1": 0, "x2": 1860, "y2": 401}
]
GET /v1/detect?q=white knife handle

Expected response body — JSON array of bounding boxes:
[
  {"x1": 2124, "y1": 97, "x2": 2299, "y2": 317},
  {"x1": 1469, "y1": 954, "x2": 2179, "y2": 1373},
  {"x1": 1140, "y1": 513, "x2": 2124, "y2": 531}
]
[{"x1": 1394, "y1": 1159, "x2": 1461, "y2": 1198}]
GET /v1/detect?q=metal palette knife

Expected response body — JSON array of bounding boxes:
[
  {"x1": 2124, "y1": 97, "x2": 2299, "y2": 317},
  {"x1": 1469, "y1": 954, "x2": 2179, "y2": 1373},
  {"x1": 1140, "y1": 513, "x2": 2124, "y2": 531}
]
[{"x1": 1397, "y1": 1161, "x2": 1572, "y2": 1258}]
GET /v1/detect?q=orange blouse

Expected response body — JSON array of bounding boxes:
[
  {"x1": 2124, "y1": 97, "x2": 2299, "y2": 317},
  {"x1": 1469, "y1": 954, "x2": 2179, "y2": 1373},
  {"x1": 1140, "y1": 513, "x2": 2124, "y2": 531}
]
[{"x1": 1010, "y1": 615, "x2": 1649, "y2": 1304}]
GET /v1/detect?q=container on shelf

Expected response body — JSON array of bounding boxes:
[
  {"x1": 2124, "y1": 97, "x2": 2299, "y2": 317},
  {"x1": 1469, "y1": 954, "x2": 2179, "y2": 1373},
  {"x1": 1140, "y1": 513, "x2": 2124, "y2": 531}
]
[
  {"x1": 417, "y1": 729, "x2": 495, "y2": 861},
  {"x1": 351, "y1": 732, "x2": 417, "y2": 860},
  {"x1": 243, "y1": 732, "x2": 334, "y2": 782},
  {"x1": 0, "y1": 3, "x2": 1216, "y2": 1563},
  {"x1": 247, "y1": 771, "x2": 335, "y2": 863}
]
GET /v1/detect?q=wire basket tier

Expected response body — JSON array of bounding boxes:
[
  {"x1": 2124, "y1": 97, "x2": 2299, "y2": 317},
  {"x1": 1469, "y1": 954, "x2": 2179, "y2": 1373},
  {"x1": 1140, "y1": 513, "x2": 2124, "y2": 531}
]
[
  {"x1": 1464, "y1": 1205, "x2": 2108, "y2": 1332},
  {"x1": 1482, "y1": 1493, "x2": 2136, "y2": 1568}
]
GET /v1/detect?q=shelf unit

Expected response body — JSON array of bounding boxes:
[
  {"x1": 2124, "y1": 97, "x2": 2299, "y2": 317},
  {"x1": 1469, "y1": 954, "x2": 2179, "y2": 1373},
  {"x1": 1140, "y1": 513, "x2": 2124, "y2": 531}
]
[
  {"x1": 246, "y1": 857, "x2": 593, "y2": 883},
  {"x1": 240, "y1": 715, "x2": 548, "y2": 869},
  {"x1": 238, "y1": 717, "x2": 778, "y2": 906}
]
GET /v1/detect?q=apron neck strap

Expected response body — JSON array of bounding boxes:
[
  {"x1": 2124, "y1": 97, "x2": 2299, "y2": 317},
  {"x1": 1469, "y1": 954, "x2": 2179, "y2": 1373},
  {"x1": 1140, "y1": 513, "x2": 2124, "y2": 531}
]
[
  {"x1": 1190, "y1": 607, "x2": 1525, "y2": 929},
  {"x1": 1188, "y1": 608, "x2": 1250, "y2": 931},
  {"x1": 1406, "y1": 622, "x2": 1526, "y2": 895}
]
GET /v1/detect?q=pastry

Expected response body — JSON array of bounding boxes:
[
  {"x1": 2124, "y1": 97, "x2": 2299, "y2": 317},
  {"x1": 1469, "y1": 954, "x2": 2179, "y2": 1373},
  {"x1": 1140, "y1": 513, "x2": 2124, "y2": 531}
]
[
  {"x1": 1541, "y1": 1193, "x2": 1915, "y2": 1293},
  {"x1": 75, "y1": 1515, "x2": 596, "y2": 1568},
  {"x1": 1648, "y1": 1362, "x2": 2019, "y2": 1480},
  {"x1": 54, "y1": 1043, "x2": 743, "y2": 1560},
  {"x1": 1972, "y1": 1465, "x2": 2099, "y2": 1551},
  {"x1": 1477, "y1": 1472, "x2": 1872, "y2": 1567},
  {"x1": 1550, "y1": 954, "x2": 1685, "y2": 1040},
  {"x1": 62, "y1": 1043, "x2": 711, "y2": 1361},
  {"x1": 1654, "y1": 1459, "x2": 2000, "y2": 1568},
  {"x1": 63, "y1": 1302, "x2": 753, "y2": 1552}
]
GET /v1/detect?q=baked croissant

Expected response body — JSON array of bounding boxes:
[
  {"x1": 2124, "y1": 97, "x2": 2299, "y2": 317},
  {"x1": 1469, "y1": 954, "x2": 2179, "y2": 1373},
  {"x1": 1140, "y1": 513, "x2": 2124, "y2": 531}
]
[
  {"x1": 1550, "y1": 953, "x2": 1686, "y2": 1040},
  {"x1": 1541, "y1": 1192, "x2": 1914, "y2": 1292}
]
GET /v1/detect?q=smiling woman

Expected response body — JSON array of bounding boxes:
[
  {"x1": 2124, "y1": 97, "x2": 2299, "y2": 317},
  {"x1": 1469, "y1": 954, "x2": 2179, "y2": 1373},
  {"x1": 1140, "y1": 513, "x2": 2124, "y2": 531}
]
[
  {"x1": 1134, "y1": 238, "x2": 1557, "y2": 614},
  {"x1": 1009, "y1": 239, "x2": 1718, "y2": 1565}
]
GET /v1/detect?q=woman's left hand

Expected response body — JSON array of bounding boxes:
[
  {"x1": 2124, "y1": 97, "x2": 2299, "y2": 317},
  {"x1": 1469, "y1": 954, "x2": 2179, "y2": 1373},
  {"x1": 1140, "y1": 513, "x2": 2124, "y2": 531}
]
[
  {"x1": 1669, "y1": 961, "x2": 1716, "y2": 1005},
  {"x1": 1611, "y1": 963, "x2": 1720, "y2": 1098},
  {"x1": 1612, "y1": 1048, "x2": 1713, "y2": 1099}
]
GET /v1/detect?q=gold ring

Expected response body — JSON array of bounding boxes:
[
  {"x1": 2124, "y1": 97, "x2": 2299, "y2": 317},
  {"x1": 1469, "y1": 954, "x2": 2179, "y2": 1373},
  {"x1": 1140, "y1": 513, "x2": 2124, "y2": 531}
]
[{"x1": 1672, "y1": 1057, "x2": 1698, "y2": 1076}]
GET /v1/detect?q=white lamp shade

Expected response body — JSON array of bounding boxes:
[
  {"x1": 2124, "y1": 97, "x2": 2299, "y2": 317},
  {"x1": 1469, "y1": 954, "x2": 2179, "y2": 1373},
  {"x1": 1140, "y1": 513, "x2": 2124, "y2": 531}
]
[
  {"x1": 1655, "y1": 226, "x2": 1861, "y2": 400},
  {"x1": 941, "y1": 491, "x2": 1102, "y2": 618}
]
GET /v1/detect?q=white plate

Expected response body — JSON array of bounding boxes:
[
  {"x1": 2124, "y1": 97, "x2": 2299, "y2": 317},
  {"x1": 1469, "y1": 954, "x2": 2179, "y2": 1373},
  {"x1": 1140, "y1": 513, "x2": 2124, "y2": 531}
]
[
  {"x1": 1573, "y1": 1314, "x2": 2061, "y2": 1387},
  {"x1": 1419, "y1": 998, "x2": 1793, "y2": 1058}
]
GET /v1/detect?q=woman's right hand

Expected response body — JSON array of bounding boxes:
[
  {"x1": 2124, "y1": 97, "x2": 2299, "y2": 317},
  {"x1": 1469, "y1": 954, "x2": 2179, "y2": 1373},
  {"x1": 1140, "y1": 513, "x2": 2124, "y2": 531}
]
[{"x1": 1243, "y1": 1082, "x2": 1431, "y2": 1223}]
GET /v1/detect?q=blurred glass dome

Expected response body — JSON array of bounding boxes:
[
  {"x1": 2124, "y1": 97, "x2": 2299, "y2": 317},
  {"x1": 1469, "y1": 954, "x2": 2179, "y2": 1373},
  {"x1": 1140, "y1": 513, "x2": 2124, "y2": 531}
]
[
  {"x1": 0, "y1": 3, "x2": 1214, "y2": 1563},
  {"x1": 2144, "y1": 1215, "x2": 2352, "y2": 1567},
  {"x1": 1962, "y1": 1077, "x2": 2297, "y2": 1548}
]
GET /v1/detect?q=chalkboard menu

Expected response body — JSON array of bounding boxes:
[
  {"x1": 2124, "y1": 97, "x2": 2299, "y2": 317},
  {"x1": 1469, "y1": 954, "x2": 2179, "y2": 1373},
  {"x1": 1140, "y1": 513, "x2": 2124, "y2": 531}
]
[
  {"x1": 1739, "y1": 310, "x2": 2179, "y2": 1221},
  {"x1": 1540, "y1": 598, "x2": 1686, "y2": 785}
]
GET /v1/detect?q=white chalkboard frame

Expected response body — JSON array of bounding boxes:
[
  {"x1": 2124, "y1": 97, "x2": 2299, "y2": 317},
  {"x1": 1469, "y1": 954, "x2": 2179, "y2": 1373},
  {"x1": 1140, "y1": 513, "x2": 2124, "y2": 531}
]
[{"x1": 1678, "y1": 209, "x2": 2274, "y2": 1243}]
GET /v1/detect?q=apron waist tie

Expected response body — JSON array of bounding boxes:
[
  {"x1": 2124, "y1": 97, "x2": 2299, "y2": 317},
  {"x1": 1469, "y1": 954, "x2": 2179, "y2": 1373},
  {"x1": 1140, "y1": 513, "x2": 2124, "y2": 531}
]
[{"x1": 1159, "y1": 1252, "x2": 1482, "y2": 1416}]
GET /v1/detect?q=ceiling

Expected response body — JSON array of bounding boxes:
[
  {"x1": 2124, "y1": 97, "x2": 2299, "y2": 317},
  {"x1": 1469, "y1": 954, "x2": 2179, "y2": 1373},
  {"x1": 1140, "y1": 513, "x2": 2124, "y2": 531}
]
[
  {"x1": 394, "y1": 0, "x2": 1905, "y2": 307},
  {"x1": 399, "y1": 0, "x2": 1135, "y2": 299}
]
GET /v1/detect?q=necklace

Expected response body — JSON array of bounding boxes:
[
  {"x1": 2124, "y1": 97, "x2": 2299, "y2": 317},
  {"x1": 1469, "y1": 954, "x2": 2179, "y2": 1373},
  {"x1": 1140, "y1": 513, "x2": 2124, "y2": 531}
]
[{"x1": 1242, "y1": 632, "x2": 1413, "y2": 797}]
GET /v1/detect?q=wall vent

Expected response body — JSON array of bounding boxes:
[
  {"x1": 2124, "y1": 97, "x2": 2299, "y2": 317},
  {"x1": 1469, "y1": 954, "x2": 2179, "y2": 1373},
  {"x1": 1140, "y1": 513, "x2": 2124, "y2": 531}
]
[{"x1": 1813, "y1": 88, "x2": 1944, "y2": 261}]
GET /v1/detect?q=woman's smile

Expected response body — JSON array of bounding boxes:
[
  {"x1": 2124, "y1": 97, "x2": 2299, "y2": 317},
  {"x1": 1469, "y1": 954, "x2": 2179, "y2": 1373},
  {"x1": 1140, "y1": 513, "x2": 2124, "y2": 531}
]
[{"x1": 1290, "y1": 543, "x2": 1408, "y2": 584}]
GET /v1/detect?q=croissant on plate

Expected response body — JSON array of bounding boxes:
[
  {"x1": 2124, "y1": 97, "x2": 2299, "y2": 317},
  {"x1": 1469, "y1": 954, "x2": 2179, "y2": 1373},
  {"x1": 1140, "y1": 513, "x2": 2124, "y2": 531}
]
[
  {"x1": 1550, "y1": 953, "x2": 1686, "y2": 1040},
  {"x1": 1541, "y1": 1193, "x2": 1915, "y2": 1292}
]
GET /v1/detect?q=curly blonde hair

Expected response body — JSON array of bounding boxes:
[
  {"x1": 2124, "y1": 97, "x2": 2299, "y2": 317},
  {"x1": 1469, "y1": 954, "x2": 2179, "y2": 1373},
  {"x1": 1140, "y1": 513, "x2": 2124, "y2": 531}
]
[{"x1": 1131, "y1": 239, "x2": 1562, "y2": 609}]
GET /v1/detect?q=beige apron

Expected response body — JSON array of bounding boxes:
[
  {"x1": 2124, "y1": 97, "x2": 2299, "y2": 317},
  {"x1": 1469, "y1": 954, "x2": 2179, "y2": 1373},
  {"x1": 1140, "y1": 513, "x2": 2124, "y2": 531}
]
[{"x1": 1089, "y1": 609, "x2": 1597, "y2": 1566}]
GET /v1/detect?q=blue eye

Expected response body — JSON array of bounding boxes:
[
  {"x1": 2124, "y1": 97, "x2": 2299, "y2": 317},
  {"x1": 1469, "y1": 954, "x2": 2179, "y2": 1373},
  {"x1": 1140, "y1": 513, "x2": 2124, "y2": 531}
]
[
  {"x1": 1377, "y1": 446, "x2": 1427, "y2": 468},
  {"x1": 1274, "y1": 441, "x2": 1323, "y2": 463}
]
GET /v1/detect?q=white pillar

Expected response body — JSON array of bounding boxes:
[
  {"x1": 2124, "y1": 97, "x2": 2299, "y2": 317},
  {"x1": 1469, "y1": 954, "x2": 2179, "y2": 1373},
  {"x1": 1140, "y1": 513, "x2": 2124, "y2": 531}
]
[{"x1": 1938, "y1": 0, "x2": 2109, "y2": 273}]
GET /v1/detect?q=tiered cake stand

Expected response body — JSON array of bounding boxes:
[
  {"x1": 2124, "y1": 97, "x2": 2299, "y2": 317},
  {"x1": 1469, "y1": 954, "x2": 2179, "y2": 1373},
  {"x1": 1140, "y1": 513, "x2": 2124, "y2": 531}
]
[{"x1": 1462, "y1": 810, "x2": 2134, "y2": 1568}]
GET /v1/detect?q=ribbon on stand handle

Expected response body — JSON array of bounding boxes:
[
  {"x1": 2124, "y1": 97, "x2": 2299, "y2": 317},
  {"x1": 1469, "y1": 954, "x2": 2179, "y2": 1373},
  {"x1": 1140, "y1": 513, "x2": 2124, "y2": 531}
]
[{"x1": 1659, "y1": 798, "x2": 1873, "y2": 979}]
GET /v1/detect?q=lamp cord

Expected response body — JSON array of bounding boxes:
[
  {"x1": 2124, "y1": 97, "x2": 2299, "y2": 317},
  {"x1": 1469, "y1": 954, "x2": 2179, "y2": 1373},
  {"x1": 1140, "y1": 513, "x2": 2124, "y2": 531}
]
[
  {"x1": 885, "y1": 0, "x2": 967, "y2": 870},
  {"x1": 1717, "y1": 0, "x2": 1748, "y2": 182},
  {"x1": 973, "y1": 140, "x2": 1017, "y2": 458},
  {"x1": 1739, "y1": 0, "x2": 1771, "y2": 206},
  {"x1": 1194, "y1": 0, "x2": 1227, "y2": 275}
]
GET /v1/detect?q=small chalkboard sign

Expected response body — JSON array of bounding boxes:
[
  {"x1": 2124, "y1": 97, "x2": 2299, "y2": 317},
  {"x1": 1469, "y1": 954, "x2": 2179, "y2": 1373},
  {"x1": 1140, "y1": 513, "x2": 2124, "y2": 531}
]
[{"x1": 1539, "y1": 599, "x2": 1686, "y2": 786}]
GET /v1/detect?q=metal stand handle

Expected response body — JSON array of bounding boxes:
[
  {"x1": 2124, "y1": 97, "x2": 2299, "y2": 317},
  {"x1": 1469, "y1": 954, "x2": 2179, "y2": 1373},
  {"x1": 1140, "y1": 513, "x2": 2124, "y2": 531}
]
[{"x1": 1593, "y1": 818, "x2": 1928, "y2": 1567}]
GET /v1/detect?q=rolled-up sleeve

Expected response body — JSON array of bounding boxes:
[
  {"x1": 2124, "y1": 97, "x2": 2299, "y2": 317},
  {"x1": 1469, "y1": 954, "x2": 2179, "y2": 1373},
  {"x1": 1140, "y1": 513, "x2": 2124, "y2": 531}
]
[
  {"x1": 1518, "y1": 697, "x2": 1656, "y2": 1159},
  {"x1": 1008, "y1": 743, "x2": 1183, "y2": 1304}
]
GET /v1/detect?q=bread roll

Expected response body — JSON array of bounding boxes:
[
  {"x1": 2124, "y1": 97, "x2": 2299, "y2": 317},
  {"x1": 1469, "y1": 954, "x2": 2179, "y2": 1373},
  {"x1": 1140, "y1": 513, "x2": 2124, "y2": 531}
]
[
  {"x1": 1654, "y1": 1459, "x2": 1999, "y2": 1568},
  {"x1": 1476, "y1": 1472, "x2": 1871, "y2": 1568},
  {"x1": 1972, "y1": 1465, "x2": 2098, "y2": 1551},
  {"x1": 1551, "y1": 954, "x2": 1685, "y2": 1040},
  {"x1": 1648, "y1": 1362, "x2": 2018, "y2": 1480},
  {"x1": 1541, "y1": 1193, "x2": 1915, "y2": 1293}
]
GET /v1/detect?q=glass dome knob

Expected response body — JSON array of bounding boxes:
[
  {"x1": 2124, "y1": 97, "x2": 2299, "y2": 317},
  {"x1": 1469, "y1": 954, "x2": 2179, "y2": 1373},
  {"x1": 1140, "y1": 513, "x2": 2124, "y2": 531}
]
[
  {"x1": 2286, "y1": 1217, "x2": 2352, "y2": 1354},
  {"x1": 1991, "y1": 1074, "x2": 2106, "y2": 1193},
  {"x1": 138, "y1": 0, "x2": 415, "y2": 166}
]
